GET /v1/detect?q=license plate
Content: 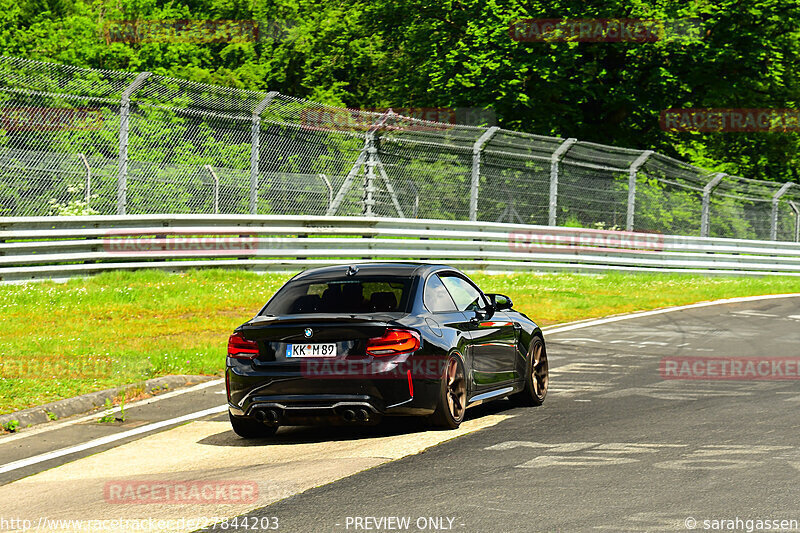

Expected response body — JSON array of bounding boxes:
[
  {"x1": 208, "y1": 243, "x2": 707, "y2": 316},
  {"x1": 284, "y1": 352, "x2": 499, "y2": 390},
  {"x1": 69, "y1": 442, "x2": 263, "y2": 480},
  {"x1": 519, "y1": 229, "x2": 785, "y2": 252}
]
[{"x1": 286, "y1": 343, "x2": 337, "y2": 358}]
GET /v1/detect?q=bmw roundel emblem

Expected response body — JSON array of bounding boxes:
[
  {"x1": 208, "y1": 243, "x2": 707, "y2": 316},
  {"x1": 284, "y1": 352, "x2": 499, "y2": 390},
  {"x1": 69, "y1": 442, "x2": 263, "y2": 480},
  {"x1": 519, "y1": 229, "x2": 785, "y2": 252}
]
[{"x1": 304, "y1": 328, "x2": 313, "y2": 338}]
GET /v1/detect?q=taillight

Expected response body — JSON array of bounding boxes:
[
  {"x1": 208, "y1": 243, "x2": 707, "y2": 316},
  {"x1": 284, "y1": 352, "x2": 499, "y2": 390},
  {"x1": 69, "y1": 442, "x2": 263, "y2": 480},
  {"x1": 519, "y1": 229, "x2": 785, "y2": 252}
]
[
  {"x1": 366, "y1": 329, "x2": 421, "y2": 357},
  {"x1": 228, "y1": 332, "x2": 259, "y2": 359}
]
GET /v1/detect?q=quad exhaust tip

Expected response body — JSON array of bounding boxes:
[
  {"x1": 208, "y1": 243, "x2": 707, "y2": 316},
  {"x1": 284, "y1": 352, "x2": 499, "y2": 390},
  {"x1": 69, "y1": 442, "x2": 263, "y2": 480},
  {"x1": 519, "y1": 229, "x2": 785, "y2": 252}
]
[
  {"x1": 253, "y1": 406, "x2": 372, "y2": 424},
  {"x1": 254, "y1": 408, "x2": 280, "y2": 426},
  {"x1": 341, "y1": 408, "x2": 370, "y2": 423}
]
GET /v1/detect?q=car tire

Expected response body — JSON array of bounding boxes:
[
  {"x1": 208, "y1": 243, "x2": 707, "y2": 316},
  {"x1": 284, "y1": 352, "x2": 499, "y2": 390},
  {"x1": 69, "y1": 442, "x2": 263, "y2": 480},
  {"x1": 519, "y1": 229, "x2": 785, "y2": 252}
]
[
  {"x1": 229, "y1": 412, "x2": 279, "y2": 439},
  {"x1": 428, "y1": 353, "x2": 467, "y2": 429},
  {"x1": 510, "y1": 334, "x2": 548, "y2": 406}
]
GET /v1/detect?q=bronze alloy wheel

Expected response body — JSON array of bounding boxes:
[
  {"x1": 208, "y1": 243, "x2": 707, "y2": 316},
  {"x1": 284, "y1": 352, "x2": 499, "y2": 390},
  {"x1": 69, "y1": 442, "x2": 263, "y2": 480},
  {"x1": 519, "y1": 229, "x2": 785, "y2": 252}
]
[
  {"x1": 510, "y1": 335, "x2": 548, "y2": 407},
  {"x1": 445, "y1": 355, "x2": 467, "y2": 422},
  {"x1": 531, "y1": 339, "x2": 549, "y2": 402},
  {"x1": 429, "y1": 353, "x2": 467, "y2": 429}
]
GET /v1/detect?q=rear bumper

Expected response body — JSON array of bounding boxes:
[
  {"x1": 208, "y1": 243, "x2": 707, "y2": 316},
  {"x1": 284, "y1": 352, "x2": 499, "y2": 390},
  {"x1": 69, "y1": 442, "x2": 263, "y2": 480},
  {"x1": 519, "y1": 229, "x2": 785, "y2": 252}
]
[{"x1": 226, "y1": 362, "x2": 440, "y2": 423}]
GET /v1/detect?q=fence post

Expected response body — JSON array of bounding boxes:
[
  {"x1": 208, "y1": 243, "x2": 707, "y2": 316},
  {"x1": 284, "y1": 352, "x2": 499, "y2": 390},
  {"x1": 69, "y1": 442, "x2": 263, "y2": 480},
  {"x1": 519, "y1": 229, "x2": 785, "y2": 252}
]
[
  {"x1": 469, "y1": 126, "x2": 499, "y2": 221},
  {"x1": 204, "y1": 165, "x2": 220, "y2": 214},
  {"x1": 548, "y1": 138, "x2": 577, "y2": 226},
  {"x1": 788, "y1": 200, "x2": 800, "y2": 242},
  {"x1": 250, "y1": 91, "x2": 279, "y2": 215},
  {"x1": 318, "y1": 174, "x2": 333, "y2": 212},
  {"x1": 789, "y1": 200, "x2": 800, "y2": 243},
  {"x1": 771, "y1": 182, "x2": 795, "y2": 240},
  {"x1": 369, "y1": 110, "x2": 405, "y2": 218},
  {"x1": 700, "y1": 173, "x2": 726, "y2": 237},
  {"x1": 78, "y1": 153, "x2": 91, "y2": 207},
  {"x1": 116, "y1": 72, "x2": 151, "y2": 215},
  {"x1": 408, "y1": 179, "x2": 419, "y2": 218},
  {"x1": 626, "y1": 150, "x2": 653, "y2": 231},
  {"x1": 327, "y1": 147, "x2": 367, "y2": 216},
  {"x1": 364, "y1": 131, "x2": 376, "y2": 216}
]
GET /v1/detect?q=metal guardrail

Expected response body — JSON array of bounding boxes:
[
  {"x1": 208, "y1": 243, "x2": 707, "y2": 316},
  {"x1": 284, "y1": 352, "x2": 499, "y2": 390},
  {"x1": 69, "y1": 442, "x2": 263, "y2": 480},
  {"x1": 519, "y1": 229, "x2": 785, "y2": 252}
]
[{"x1": 2, "y1": 215, "x2": 800, "y2": 282}]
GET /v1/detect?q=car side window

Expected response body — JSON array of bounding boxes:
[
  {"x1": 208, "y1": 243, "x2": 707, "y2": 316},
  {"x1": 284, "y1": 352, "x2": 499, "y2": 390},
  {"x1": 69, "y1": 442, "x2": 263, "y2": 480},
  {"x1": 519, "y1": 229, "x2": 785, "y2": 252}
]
[
  {"x1": 424, "y1": 274, "x2": 458, "y2": 312},
  {"x1": 439, "y1": 275, "x2": 488, "y2": 313}
]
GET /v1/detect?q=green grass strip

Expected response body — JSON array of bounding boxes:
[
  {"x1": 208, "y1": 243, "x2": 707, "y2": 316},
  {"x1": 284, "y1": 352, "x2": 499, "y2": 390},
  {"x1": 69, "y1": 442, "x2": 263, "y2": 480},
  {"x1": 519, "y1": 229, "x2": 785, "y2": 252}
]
[{"x1": 1, "y1": 268, "x2": 799, "y2": 414}]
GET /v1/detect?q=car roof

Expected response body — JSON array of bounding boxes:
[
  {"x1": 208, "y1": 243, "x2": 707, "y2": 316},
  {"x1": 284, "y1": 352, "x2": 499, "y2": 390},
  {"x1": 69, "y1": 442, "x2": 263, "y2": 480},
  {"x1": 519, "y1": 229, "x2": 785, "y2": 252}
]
[{"x1": 291, "y1": 262, "x2": 457, "y2": 281}]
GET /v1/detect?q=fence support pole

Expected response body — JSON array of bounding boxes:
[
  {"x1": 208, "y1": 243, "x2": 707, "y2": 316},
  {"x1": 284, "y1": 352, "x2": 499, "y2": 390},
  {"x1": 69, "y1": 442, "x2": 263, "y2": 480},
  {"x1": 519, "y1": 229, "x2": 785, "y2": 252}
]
[
  {"x1": 318, "y1": 174, "x2": 333, "y2": 211},
  {"x1": 626, "y1": 150, "x2": 653, "y2": 231},
  {"x1": 204, "y1": 165, "x2": 220, "y2": 214},
  {"x1": 548, "y1": 138, "x2": 577, "y2": 226},
  {"x1": 326, "y1": 112, "x2": 393, "y2": 217},
  {"x1": 789, "y1": 200, "x2": 800, "y2": 243},
  {"x1": 408, "y1": 179, "x2": 419, "y2": 218},
  {"x1": 701, "y1": 173, "x2": 726, "y2": 237},
  {"x1": 371, "y1": 110, "x2": 405, "y2": 217},
  {"x1": 327, "y1": 149, "x2": 367, "y2": 216},
  {"x1": 771, "y1": 182, "x2": 795, "y2": 240},
  {"x1": 250, "y1": 91, "x2": 279, "y2": 215},
  {"x1": 364, "y1": 131, "x2": 376, "y2": 216},
  {"x1": 116, "y1": 72, "x2": 151, "y2": 215},
  {"x1": 469, "y1": 126, "x2": 499, "y2": 221},
  {"x1": 78, "y1": 153, "x2": 91, "y2": 207}
]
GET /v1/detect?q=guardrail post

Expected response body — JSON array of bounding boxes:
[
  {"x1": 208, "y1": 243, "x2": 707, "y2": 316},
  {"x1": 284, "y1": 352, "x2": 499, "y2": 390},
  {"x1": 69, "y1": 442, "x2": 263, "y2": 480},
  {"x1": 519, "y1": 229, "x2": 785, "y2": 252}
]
[
  {"x1": 789, "y1": 200, "x2": 800, "y2": 243},
  {"x1": 116, "y1": 72, "x2": 151, "y2": 215},
  {"x1": 626, "y1": 150, "x2": 653, "y2": 231},
  {"x1": 771, "y1": 182, "x2": 795, "y2": 240},
  {"x1": 204, "y1": 165, "x2": 220, "y2": 214},
  {"x1": 469, "y1": 126, "x2": 499, "y2": 221},
  {"x1": 250, "y1": 91, "x2": 279, "y2": 215},
  {"x1": 701, "y1": 173, "x2": 726, "y2": 237},
  {"x1": 549, "y1": 138, "x2": 577, "y2": 226},
  {"x1": 78, "y1": 153, "x2": 91, "y2": 207}
]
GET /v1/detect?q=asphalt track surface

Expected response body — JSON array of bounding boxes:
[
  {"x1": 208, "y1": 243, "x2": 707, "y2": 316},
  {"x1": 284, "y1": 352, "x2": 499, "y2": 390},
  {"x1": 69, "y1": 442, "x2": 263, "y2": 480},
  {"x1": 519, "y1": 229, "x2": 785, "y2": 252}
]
[{"x1": 2, "y1": 295, "x2": 800, "y2": 533}]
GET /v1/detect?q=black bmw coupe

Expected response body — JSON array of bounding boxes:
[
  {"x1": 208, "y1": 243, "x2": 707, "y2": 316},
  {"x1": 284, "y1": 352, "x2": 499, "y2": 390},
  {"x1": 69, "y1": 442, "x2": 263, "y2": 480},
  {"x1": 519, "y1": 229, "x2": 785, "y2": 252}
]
[{"x1": 226, "y1": 263, "x2": 548, "y2": 437}]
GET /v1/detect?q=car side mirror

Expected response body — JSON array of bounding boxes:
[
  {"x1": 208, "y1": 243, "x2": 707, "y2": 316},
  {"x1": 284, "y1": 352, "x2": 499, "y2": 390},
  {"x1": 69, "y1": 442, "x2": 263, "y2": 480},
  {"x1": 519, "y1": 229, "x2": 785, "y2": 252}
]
[{"x1": 487, "y1": 293, "x2": 513, "y2": 311}]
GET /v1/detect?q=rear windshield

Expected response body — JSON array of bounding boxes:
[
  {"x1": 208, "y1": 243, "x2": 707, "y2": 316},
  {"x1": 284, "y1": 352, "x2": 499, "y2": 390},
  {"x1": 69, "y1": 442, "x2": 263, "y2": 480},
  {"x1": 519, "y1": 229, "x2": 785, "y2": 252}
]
[{"x1": 262, "y1": 277, "x2": 414, "y2": 315}]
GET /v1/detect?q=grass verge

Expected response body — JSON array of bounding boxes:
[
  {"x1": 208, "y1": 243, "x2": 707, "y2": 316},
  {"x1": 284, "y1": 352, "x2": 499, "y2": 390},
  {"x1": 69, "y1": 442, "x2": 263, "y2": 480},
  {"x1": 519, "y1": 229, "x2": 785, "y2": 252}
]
[{"x1": 1, "y1": 268, "x2": 799, "y2": 415}]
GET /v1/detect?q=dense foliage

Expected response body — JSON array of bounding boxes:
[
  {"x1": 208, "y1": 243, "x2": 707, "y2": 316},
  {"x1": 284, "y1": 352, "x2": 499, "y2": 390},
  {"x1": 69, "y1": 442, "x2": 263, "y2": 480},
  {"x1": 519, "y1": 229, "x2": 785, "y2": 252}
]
[{"x1": 1, "y1": 0, "x2": 799, "y2": 181}]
